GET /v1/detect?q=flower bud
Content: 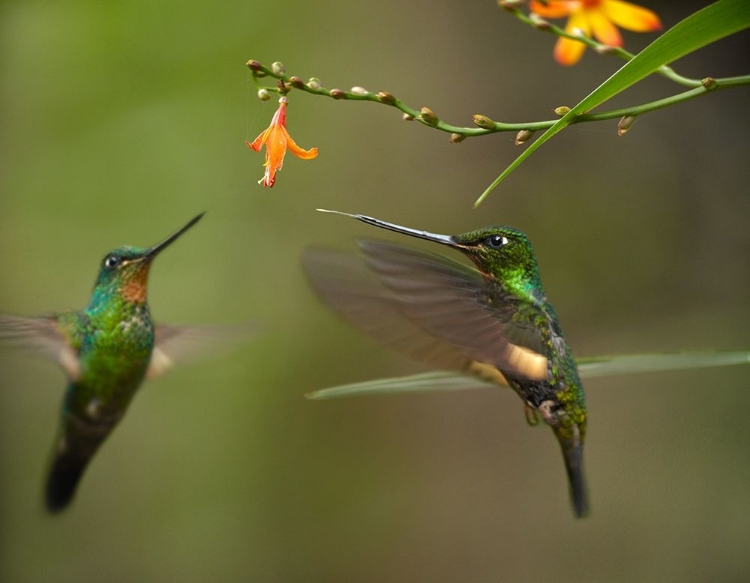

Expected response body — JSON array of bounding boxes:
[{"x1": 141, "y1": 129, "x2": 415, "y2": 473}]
[
  {"x1": 351, "y1": 86, "x2": 368, "y2": 96},
  {"x1": 271, "y1": 61, "x2": 285, "y2": 75},
  {"x1": 450, "y1": 133, "x2": 466, "y2": 143},
  {"x1": 420, "y1": 106, "x2": 439, "y2": 126},
  {"x1": 289, "y1": 76, "x2": 304, "y2": 89},
  {"x1": 617, "y1": 115, "x2": 635, "y2": 136},
  {"x1": 554, "y1": 106, "x2": 571, "y2": 116},
  {"x1": 498, "y1": 0, "x2": 522, "y2": 11},
  {"x1": 701, "y1": 77, "x2": 717, "y2": 90},
  {"x1": 472, "y1": 114, "x2": 495, "y2": 129},
  {"x1": 307, "y1": 77, "x2": 321, "y2": 90},
  {"x1": 257, "y1": 88, "x2": 271, "y2": 101},
  {"x1": 515, "y1": 129, "x2": 534, "y2": 145},
  {"x1": 529, "y1": 13, "x2": 551, "y2": 30},
  {"x1": 246, "y1": 60, "x2": 263, "y2": 72},
  {"x1": 330, "y1": 89, "x2": 346, "y2": 99},
  {"x1": 570, "y1": 27, "x2": 586, "y2": 38},
  {"x1": 594, "y1": 45, "x2": 617, "y2": 55},
  {"x1": 402, "y1": 113, "x2": 414, "y2": 121},
  {"x1": 377, "y1": 91, "x2": 396, "y2": 105}
]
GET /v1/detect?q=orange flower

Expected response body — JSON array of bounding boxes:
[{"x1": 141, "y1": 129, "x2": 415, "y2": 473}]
[
  {"x1": 246, "y1": 96, "x2": 318, "y2": 187},
  {"x1": 530, "y1": 0, "x2": 662, "y2": 66}
]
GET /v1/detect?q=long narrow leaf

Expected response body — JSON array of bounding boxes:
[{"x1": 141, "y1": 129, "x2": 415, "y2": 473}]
[
  {"x1": 307, "y1": 351, "x2": 749, "y2": 400},
  {"x1": 475, "y1": 0, "x2": 750, "y2": 207}
]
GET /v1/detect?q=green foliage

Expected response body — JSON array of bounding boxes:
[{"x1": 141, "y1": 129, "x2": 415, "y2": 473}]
[{"x1": 475, "y1": 0, "x2": 750, "y2": 206}]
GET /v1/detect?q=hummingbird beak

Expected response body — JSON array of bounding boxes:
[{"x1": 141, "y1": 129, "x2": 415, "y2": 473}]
[
  {"x1": 144, "y1": 212, "x2": 205, "y2": 260},
  {"x1": 317, "y1": 209, "x2": 457, "y2": 247}
]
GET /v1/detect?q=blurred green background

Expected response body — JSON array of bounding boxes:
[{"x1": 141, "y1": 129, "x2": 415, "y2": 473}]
[{"x1": 1, "y1": 0, "x2": 748, "y2": 581}]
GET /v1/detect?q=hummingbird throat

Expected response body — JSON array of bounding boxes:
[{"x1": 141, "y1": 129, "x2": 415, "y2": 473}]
[{"x1": 120, "y1": 265, "x2": 151, "y2": 304}]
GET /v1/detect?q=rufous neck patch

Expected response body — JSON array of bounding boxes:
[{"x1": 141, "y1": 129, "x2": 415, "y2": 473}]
[{"x1": 121, "y1": 265, "x2": 150, "y2": 303}]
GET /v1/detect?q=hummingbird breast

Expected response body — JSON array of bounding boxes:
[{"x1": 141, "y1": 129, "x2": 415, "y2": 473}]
[{"x1": 73, "y1": 304, "x2": 155, "y2": 412}]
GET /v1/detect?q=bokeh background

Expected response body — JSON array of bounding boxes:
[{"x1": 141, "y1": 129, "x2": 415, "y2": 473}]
[{"x1": 1, "y1": 1, "x2": 748, "y2": 581}]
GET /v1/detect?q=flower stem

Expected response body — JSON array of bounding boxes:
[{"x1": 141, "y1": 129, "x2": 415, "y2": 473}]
[{"x1": 247, "y1": 61, "x2": 750, "y2": 138}]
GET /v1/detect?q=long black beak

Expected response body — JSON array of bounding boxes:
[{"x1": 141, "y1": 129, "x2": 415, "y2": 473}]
[
  {"x1": 145, "y1": 212, "x2": 205, "y2": 259},
  {"x1": 317, "y1": 209, "x2": 456, "y2": 247}
]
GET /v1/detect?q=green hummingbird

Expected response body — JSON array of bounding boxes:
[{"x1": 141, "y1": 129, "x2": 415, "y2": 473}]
[
  {"x1": 304, "y1": 209, "x2": 589, "y2": 517},
  {"x1": 0, "y1": 213, "x2": 247, "y2": 513}
]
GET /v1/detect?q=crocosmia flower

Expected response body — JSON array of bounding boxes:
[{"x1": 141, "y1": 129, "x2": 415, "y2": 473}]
[
  {"x1": 247, "y1": 96, "x2": 318, "y2": 187},
  {"x1": 530, "y1": 0, "x2": 662, "y2": 66}
]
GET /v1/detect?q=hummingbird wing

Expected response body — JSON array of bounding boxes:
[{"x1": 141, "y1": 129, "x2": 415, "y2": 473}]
[
  {"x1": 147, "y1": 323, "x2": 254, "y2": 379},
  {"x1": 358, "y1": 241, "x2": 548, "y2": 381},
  {"x1": 302, "y1": 248, "x2": 474, "y2": 371},
  {"x1": 0, "y1": 313, "x2": 83, "y2": 380}
]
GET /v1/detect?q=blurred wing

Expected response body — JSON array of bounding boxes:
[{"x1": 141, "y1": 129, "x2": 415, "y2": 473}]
[
  {"x1": 578, "y1": 351, "x2": 750, "y2": 379},
  {"x1": 0, "y1": 314, "x2": 81, "y2": 380},
  {"x1": 306, "y1": 371, "x2": 496, "y2": 400},
  {"x1": 302, "y1": 248, "x2": 472, "y2": 371},
  {"x1": 147, "y1": 323, "x2": 255, "y2": 379},
  {"x1": 358, "y1": 241, "x2": 548, "y2": 381},
  {"x1": 307, "y1": 351, "x2": 750, "y2": 399}
]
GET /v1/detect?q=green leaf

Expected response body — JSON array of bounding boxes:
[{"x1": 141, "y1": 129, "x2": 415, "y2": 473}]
[
  {"x1": 306, "y1": 351, "x2": 749, "y2": 400},
  {"x1": 474, "y1": 0, "x2": 750, "y2": 207}
]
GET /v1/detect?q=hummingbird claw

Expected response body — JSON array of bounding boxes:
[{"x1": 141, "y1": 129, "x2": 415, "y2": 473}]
[{"x1": 524, "y1": 404, "x2": 540, "y2": 426}]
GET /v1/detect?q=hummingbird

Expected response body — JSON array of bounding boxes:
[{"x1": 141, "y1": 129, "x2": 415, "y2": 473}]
[
  {"x1": 0, "y1": 213, "x2": 247, "y2": 513},
  {"x1": 304, "y1": 209, "x2": 589, "y2": 517}
]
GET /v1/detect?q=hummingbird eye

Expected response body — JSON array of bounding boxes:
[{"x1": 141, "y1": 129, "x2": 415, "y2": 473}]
[
  {"x1": 486, "y1": 234, "x2": 509, "y2": 249},
  {"x1": 104, "y1": 255, "x2": 122, "y2": 269}
]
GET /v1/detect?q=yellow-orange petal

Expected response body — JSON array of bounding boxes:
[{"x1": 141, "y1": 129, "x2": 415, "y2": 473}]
[
  {"x1": 588, "y1": 7, "x2": 622, "y2": 46},
  {"x1": 529, "y1": 0, "x2": 576, "y2": 19},
  {"x1": 284, "y1": 127, "x2": 319, "y2": 160},
  {"x1": 554, "y1": 13, "x2": 590, "y2": 65},
  {"x1": 602, "y1": 0, "x2": 661, "y2": 32},
  {"x1": 248, "y1": 129, "x2": 269, "y2": 152}
]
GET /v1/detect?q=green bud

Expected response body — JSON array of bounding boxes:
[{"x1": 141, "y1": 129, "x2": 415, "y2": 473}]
[
  {"x1": 450, "y1": 133, "x2": 466, "y2": 143},
  {"x1": 257, "y1": 88, "x2": 271, "y2": 101},
  {"x1": 594, "y1": 45, "x2": 617, "y2": 55},
  {"x1": 377, "y1": 91, "x2": 396, "y2": 105},
  {"x1": 472, "y1": 114, "x2": 495, "y2": 129},
  {"x1": 307, "y1": 77, "x2": 321, "y2": 90},
  {"x1": 570, "y1": 27, "x2": 586, "y2": 38},
  {"x1": 554, "y1": 106, "x2": 571, "y2": 116},
  {"x1": 330, "y1": 89, "x2": 346, "y2": 99},
  {"x1": 420, "y1": 106, "x2": 439, "y2": 126},
  {"x1": 529, "y1": 13, "x2": 551, "y2": 30},
  {"x1": 701, "y1": 77, "x2": 717, "y2": 90},
  {"x1": 498, "y1": 0, "x2": 522, "y2": 11},
  {"x1": 515, "y1": 129, "x2": 534, "y2": 145},
  {"x1": 617, "y1": 115, "x2": 635, "y2": 136},
  {"x1": 271, "y1": 61, "x2": 285, "y2": 75}
]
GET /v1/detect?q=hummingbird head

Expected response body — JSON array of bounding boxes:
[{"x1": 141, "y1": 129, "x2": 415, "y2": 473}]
[
  {"x1": 91, "y1": 213, "x2": 204, "y2": 307},
  {"x1": 317, "y1": 210, "x2": 541, "y2": 290},
  {"x1": 450, "y1": 226, "x2": 540, "y2": 286}
]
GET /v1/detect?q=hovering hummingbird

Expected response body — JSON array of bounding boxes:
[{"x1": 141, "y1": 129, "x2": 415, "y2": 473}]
[
  {"x1": 0, "y1": 213, "x2": 248, "y2": 513},
  {"x1": 304, "y1": 210, "x2": 590, "y2": 517}
]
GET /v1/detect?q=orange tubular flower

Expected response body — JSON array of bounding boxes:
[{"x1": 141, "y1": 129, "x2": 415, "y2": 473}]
[
  {"x1": 247, "y1": 96, "x2": 318, "y2": 187},
  {"x1": 530, "y1": 0, "x2": 662, "y2": 66}
]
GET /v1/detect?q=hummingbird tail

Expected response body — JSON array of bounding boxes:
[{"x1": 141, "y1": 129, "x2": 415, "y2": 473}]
[
  {"x1": 45, "y1": 415, "x2": 115, "y2": 513},
  {"x1": 556, "y1": 427, "x2": 589, "y2": 518},
  {"x1": 46, "y1": 447, "x2": 90, "y2": 513}
]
